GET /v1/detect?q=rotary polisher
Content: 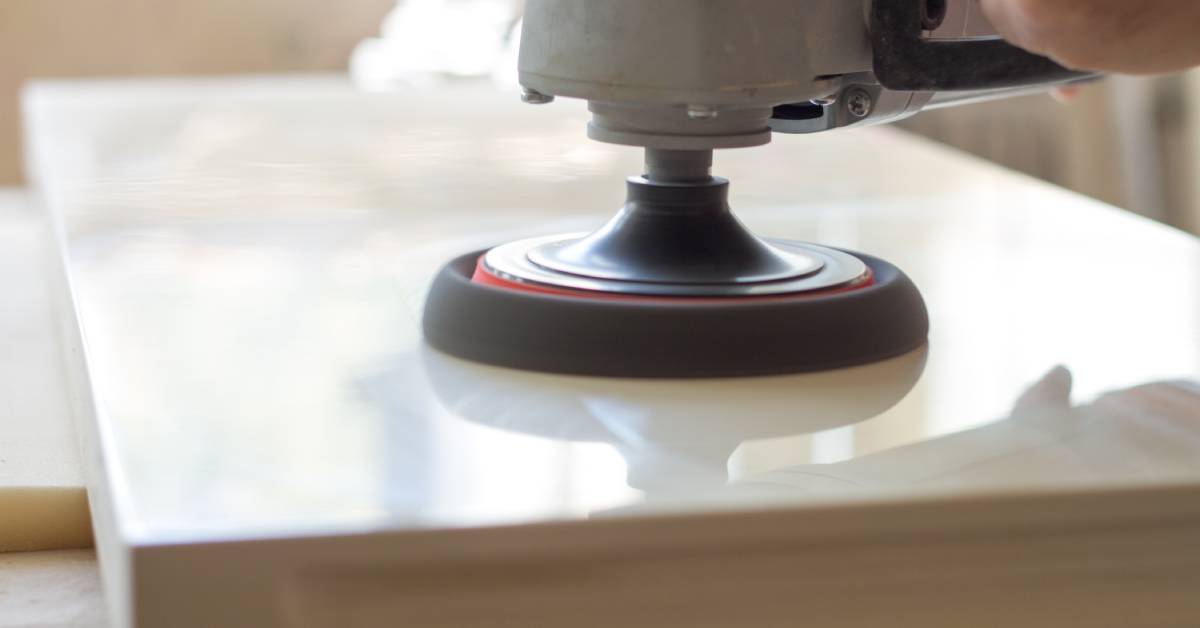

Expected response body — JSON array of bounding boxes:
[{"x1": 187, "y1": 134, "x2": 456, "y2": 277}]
[{"x1": 424, "y1": 0, "x2": 1093, "y2": 378}]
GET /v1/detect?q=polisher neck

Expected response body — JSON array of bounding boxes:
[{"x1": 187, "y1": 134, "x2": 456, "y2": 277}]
[{"x1": 643, "y1": 148, "x2": 714, "y2": 184}]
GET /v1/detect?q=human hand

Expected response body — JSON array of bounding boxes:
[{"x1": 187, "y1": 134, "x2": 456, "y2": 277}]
[{"x1": 979, "y1": 0, "x2": 1200, "y2": 74}]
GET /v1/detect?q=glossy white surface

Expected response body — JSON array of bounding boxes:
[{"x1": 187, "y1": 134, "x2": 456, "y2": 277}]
[
  {"x1": 0, "y1": 191, "x2": 81, "y2": 491},
  {"x1": 25, "y1": 76, "x2": 1200, "y2": 549},
  {"x1": 0, "y1": 189, "x2": 91, "y2": 552}
]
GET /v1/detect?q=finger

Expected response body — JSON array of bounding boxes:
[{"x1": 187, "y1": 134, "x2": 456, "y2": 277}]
[
  {"x1": 1051, "y1": 84, "x2": 1082, "y2": 103},
  {"x1": 1011, "y1": 366, "x2": 1074, "y2": 418}
]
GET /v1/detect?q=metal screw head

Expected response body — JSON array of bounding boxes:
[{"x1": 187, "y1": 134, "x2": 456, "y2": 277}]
[
  {"x1": 687, "y1": 105, "x2": 720, "y2": 120},
  {"x1": 845, "y1": 89, "x2": 874, "y2": 118},
  {"x1": 521, "y1": 88, "x2": 555, "y2": 105}
]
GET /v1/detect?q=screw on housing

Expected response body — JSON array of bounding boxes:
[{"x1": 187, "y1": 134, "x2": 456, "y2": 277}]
[{"x1": 845, "y1": 89, "x2": 874, "y2": 118}]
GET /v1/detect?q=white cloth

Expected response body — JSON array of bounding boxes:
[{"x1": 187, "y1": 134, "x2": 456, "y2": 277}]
[{"x1": 748, "y1": 368, "x2": 1200, "y2": 494}]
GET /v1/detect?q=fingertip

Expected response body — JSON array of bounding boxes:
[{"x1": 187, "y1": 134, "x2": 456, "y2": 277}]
[
  {"x1": 1051, "y1": 85, "x2": 1082, "y2": 104},
  {"x1": 1011, "y1": 365, "x2": 1075, "y2": 417}
]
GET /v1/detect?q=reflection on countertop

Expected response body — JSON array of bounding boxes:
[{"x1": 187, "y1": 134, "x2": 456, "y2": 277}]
[{"x1": 420, "y1": 344, "x2": 927, "y2": 506}]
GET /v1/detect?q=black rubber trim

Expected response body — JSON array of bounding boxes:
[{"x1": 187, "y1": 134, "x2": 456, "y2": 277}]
[
  {"x1": 871, "y1": 0, "x2": 1093, "y2": 91},
  {"x1": 422, "y1": 249, "x2": 930, "y2": 378},
  {"x1": 771, "y1": 103, "x2": 827, "y2": 121}
]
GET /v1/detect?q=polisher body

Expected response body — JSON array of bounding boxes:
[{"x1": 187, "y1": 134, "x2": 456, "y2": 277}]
[{"x1": 423, "y1": 0, "x2": 1093, "y2": 377}]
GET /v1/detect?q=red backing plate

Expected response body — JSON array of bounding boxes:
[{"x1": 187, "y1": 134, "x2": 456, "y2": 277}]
[{"x1": 471, "y1": 256, "x2": 874, "y2": 302}]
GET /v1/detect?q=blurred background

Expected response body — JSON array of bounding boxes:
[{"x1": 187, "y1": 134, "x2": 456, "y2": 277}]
[{"x1": 2, "y1": 0, "x2": 1198, "y2": 234}]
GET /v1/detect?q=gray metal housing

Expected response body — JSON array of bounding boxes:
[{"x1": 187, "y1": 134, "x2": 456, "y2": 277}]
[{"x1": 518, "y1": 0, "x2": 1004, "y2": 148}]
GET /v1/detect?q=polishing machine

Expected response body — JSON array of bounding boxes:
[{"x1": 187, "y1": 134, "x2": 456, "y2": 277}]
[{"x1": 424, "y1": 0, "x2": 1092, "y2": 378}]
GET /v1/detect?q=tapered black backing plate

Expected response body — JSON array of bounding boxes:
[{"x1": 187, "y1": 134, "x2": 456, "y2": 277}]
[{"x1": 422, "y1": 249, "x2": 929, "y2": 379}]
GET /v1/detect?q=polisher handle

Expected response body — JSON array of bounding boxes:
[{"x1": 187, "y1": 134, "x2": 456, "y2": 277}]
[{"x1": 870, "y1": 0, "x2": 1096, "y2": 91}]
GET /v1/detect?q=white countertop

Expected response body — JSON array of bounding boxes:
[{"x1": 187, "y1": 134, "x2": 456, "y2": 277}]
[
  {"x1": 0, "y1": 189, "x2": 90, "y2": 552},
  {"x1": 0, "y1": 189, "x2": 97, "y2": 625},
  {"x1": 23, "y1": 74, "x2": 1200, "y2": 628},
  {"x1": 0, "y1": 191, "x2": 83, "y2": 495}
]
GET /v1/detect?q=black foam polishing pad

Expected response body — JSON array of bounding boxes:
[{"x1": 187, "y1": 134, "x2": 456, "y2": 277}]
[{"x1": 423, "y1": 250, "x2": 929, "y2": 378}]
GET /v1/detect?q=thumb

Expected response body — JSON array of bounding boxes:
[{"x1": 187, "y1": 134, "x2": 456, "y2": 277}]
[
  {"x1": 1010, "y1": 365, "x2": 1075, "y2": 420},
  {"x1": 979, "y1": 0, "x2": 1049, "y2": 56}
]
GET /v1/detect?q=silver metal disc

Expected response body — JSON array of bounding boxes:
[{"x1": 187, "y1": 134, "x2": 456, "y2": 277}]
[
  {"x1": 483, "y1": 234, "x2": 870, "y2": 298},
  {"x1": 526, "y1": 237, "x2": 826, "y2": 285}
]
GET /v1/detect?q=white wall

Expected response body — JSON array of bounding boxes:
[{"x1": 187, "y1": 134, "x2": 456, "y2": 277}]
[{"x1": 0, "y1": 0, "x2": 394, "y2": 184}]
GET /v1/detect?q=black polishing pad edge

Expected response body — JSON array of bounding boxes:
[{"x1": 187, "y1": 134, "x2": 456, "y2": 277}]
[{"x1": 422, "y1": 250, "x2": 930, "y2": 378}]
